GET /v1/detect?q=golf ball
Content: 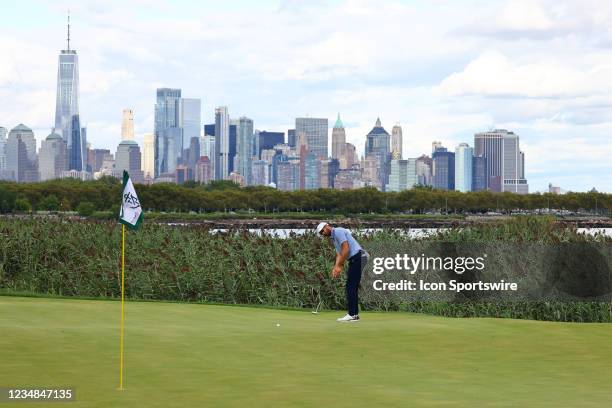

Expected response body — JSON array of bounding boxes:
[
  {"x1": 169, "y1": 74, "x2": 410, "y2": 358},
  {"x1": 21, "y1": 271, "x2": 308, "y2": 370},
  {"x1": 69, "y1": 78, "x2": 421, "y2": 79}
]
[{"x1": 276, "y1": 323, "x2": 280, "y2": 327}]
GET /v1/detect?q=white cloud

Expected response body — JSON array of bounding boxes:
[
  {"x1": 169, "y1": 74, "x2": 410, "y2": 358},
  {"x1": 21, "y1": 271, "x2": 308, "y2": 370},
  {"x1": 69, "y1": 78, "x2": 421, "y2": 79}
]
[{"x1": 436, "y1": 50, "x2": 612, "y2": 98}]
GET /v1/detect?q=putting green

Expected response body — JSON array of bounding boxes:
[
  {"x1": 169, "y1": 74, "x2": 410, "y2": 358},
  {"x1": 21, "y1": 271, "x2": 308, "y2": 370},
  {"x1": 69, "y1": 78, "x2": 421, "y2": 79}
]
[{"x1": 0, "y1": 297, "x2": 611, "y2": 407}]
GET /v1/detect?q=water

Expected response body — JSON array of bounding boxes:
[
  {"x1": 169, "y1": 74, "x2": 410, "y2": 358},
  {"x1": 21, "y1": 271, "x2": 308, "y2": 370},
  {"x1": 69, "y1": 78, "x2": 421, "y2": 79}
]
[
  {"x1": 207, "y1": 227, "x2": 612, "y2": 239},
  {"x1": 577, "y1": 228, "x2": 612, "y2": 237}
]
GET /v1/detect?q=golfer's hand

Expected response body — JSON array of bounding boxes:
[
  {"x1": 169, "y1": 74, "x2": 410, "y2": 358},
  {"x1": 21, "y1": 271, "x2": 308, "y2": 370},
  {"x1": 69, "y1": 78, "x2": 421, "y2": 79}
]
[{"x1": 331, "y1": 265, "x2": 342, "y2": 279}]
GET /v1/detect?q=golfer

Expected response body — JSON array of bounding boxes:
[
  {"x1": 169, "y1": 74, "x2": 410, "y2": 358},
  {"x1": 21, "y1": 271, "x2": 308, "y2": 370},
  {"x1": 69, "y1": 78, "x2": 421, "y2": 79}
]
[{"x1": 316, "y1": 222, "x2": 369, "y2": 322}]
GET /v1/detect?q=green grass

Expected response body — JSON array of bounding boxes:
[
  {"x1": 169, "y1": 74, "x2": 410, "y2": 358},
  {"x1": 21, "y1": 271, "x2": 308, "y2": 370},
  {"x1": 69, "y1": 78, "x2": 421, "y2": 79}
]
[{"x1": 1, "y1": 297, "x2": 611, "y2": 407}]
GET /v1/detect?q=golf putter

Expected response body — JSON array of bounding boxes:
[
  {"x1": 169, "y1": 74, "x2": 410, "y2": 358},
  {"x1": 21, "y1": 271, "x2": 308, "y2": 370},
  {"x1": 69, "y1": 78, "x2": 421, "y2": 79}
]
[{"x1": 312, "y1": 300, "x2": 322, "y2": 314}]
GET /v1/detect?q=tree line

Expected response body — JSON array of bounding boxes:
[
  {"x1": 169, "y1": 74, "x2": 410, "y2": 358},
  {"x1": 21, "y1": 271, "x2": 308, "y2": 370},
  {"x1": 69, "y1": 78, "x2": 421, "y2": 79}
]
[{"x1": 0, "y1": 177, "x2": 610, "y2": 215}]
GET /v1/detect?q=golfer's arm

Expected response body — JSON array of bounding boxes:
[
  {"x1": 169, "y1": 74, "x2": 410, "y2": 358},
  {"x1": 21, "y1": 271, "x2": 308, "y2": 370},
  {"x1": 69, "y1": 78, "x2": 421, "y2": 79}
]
[{"x1": 335, "y1": 242, "x2": 350, "y2": 268}]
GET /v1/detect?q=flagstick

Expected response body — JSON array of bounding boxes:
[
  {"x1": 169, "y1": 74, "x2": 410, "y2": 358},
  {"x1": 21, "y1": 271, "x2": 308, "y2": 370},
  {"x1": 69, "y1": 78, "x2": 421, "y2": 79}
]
[{"x1": 119, "y1": 224, "x2": 126, "y2": 390}]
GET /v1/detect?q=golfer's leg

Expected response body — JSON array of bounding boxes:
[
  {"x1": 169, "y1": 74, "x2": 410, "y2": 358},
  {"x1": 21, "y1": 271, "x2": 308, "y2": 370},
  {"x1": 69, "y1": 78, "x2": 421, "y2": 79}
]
[
  {"x1": 353, "y1": 256, "x2": 363, "y2": 315},
  {"x1": 347, "y1": 257, "x2": 361, "y2": 316}
]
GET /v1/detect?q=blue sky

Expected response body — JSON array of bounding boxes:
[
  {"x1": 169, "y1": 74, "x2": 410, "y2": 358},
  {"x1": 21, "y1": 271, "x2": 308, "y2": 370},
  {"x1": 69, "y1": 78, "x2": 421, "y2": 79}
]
[{"x1": 1, "y1": 0, "x2": 611, "y2": 192}]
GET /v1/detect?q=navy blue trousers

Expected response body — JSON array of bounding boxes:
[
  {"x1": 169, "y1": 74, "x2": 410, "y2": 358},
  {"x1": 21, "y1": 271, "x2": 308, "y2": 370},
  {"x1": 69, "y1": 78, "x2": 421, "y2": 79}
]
[{"x1": 346, "y1": 252, "x2": 363, "y2": 316}]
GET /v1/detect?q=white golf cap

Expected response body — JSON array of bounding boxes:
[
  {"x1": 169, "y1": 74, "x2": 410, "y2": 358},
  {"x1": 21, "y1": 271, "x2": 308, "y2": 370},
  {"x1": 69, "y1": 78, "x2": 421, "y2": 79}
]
[{"x1": 315, "y1": 222, "x2": 328, "y2": 234}]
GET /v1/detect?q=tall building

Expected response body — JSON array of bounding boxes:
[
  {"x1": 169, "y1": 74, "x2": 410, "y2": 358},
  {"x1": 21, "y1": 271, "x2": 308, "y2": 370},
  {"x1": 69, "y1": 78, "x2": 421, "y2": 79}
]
[
  {"x1": 54, "y1": 15, "x2": 80, "y2": 144},
  {"x1": 195, "y1": 156, "x2": 212, "y2": 184},
  {"x1": 365, "y1": 118, "x2": 391, "y2": 190},
  {"x1": 416, "y1": 155, "x2": 432, "y2": 186},
  {"x1": 115, "y1": 140, "x2": 144, "y2": 183},
  {"x1": 386, "y1": 159, "x2": 408, "y2": 192},
  {"x1": 503, "y1": 133, "x2": 528, "y2": 194},
  {"x1": 391, "y1": 124, "x2": 403, "y2": 159},
  {"x1": 386, "y1": 158, "x2": 417, "y2": 192},
  {"x1": 320, "y1": 158, "x2": 339, "y2": 189},
  {"x1": 295, "y1": 117, "x2": 328, "y2": 158},
  {"x1": 142, "y1": 134, "x2": 154, "y2": 180},
  {"x1": 287, "y1": 129, "x2": 296, "y2": 148},
  {"x1": 6, "y1": 124, "x2": 38, "y2": 182},
  {"x1": 331, "y1": 113, "x2": 346, "y2": 163},
  {"x1": 474, "y1": 129, "x2": 528, "y2": 193},
  {"x1": 175, "y1": 165, "x2": 192, "y2": 184},
  {"x1": 257, "y1": 131, "x2": 284, "y2": 159},
  {"x1": 432, "y1": 141, "x2": 442, "y2": 153},
  {"x1": 277, "y1": 160, "x2": 300, "y2": 191},
  {"x1": 235, "y1": 116, "x2": 254, "y2": 184},
  {"x1": 345, "y1": 143, "x2": 358, "y2": 169},
  {"x1": 304, "y1": 151, "x2": 321, "y2": 190},
  {"x1": 68, "y1": 114, "x2": 86, "y2": 171},
  {"x1": 432, "y1": 146, "x2": 455, "y2": 190},
  {"x1": 229, "y1": 123, "x2": 237, "y2": 174},
  {"x1": 39, "y1": 130, "x2": 68, "y2": 181},
  {"x1": 121, "y1": 109, "x2": 134, "y2": 141},
  {"x1": 334, "y1": 168, "x2": 362, "y2": 190},
  {"x1": 0, "y1": 127, "x2": 7, "y2": 173},
  {"x1": 251, "y1": 160, "x2": 269, "y2": 186},
  {"x1": 271, "y1": 151, "x2": 289, "y2": 186},
  {"x1": 472, "y1": 155, "x2": 488, "y2": 191},
  {"x1": 454, "y1": 143, "x2": 473, "y2": 192},
  {"x1": 154, "y1": 88, "x2": 182, "y2": 177},
  {"x1": 200, "y1": 134, "x2": 215, "y2": 174},
  {"x1": 181, "y1": 98, "x2": 201, "y2": 148},
  {"x1": 214, "y1": 106, "x2": 230, "y2": 180},
  {"x1": 89, "y1": 148, "x2": 112, "y2": 174}
]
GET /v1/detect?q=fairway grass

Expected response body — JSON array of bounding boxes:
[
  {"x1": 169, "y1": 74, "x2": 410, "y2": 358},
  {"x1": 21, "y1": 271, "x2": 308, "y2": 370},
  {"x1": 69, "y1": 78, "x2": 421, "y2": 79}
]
[{"x1": 1, "y1": 297, "x2": 611, "y2": 407}]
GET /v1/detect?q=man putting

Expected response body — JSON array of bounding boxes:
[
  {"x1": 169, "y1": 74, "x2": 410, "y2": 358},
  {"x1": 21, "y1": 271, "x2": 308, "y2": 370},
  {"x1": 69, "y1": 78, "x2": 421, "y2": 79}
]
[{"x1": 316, "y1": 222, "x2": 369, "y2": 322}]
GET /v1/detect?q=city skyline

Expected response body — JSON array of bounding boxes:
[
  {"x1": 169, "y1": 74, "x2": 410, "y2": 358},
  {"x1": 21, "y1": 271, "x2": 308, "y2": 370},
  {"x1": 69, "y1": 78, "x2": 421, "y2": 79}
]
[{"x1": 1, "y1": 1, "x2": 611, "y2": 192}]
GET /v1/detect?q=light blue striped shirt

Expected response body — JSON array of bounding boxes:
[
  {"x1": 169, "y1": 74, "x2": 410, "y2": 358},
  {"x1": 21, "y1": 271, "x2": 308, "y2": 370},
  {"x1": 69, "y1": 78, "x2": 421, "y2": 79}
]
[{"x1": 331, "y1": 227, "x2": 362, "y2": 258}]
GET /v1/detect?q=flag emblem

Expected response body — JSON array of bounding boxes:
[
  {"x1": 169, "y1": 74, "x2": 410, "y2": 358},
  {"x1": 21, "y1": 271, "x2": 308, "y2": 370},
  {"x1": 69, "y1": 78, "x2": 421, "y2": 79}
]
[{"x1": 119, "y1": 171, "x2": 143, "y2": 230}]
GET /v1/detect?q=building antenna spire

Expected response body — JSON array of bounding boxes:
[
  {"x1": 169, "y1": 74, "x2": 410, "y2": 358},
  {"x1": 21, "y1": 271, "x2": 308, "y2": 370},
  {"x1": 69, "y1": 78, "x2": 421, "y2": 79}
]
[{"x1": 67, "y1": 10, "x2": 70, "y2": 51}]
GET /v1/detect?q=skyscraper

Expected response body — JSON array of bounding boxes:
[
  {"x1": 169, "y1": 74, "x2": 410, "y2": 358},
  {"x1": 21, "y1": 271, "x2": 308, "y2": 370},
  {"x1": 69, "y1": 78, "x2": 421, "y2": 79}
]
[
  {"x1": 304, "y1": 151, "x2": 321, "y2": 190},
  {"x1": 295, "y1": 117, "x2": 328, "y2": 158},
  {"x1": 6, "y1": 124, "x2": 38, "y2": 182},
  {"x1": 142, "y1": 134, "x2": 155, "y2": 180},
  {"x1": 214, "y1": 106, "x2": 230, "y2": 180},
  {"x1": 251, "y1": 160, "x2": 269, "y2": 186},
  {"x1": 391, "y1": 124, "x2": 403, "y2": 159},
  {"x1": 454, "y1": 143, "x2": 473, "y2": 192},
  {"x1": 432, "y1": 146, "x2": 455, "y2": 190},
  {"x1": 277, "y1": 160, "x2": 300, "y2": 191},
  {"x1": 39, "y1": 130, "x2": 68, "y2": 181},
  {"x1": 69, "y1": 114, "x2": 85, "y2": 171},
  {"x1": 502, "y1": 133, "x2": 529, "y2": 194},
  {"x1": 200, "y1": 134, "x2": 215, "y2": 173},
  {"x1": 331, "y1": 113, "x2": 346, "y2": 163},
  {"x1": 287, "y1": 129, "x2": 296, "y2": 148},
  {"x1": 115, "y1": 140, "x2": 144, "y2": 184},
  {"x1": 0, "y1": 127, "x2": 6, "y2": 173},
  {"x1": 386, "y1": 158, "x2": 417, "y2": 192},
  {"x1": 365, "y1": 118, "x2": 391, "y2": 190},
  {"x1": 195, "y1": 156, "x2": 212, "y2": 184},
  {"x1": 257, "y1": 131, "x2": 284, "y2": 159},
  {"x1": 54, "y1": 15, "x2": 79, "y2": 144},
  {"x1": 474, "y1": 129, "x2": 528, "y2": 193},
  {"x1": 472, "y1": 155, "x2": 488, "y2": 191},
  {"x1": 235, "y1": 116, "x2": 254, "y2": 184},
  {"x1": 416, "y1": 155, "x2": 432, "y2": 186},
  {"x1": 90, "y1": 149, "x2": 112, "y2": 174},
  {"x1": 154, "y1": 88, "x2": 182, "y2": 177},
  {"x1": 121, "y1": 109, "x2": 134, "y2": 141},
  {"x1": 181, "y1": 98, "x2": 201, "y2": 148}
]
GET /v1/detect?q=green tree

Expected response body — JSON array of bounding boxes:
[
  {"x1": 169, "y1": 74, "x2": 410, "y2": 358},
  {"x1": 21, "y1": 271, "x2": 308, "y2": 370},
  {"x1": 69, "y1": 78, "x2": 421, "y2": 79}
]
[
  {"x1": 38, "y1": 195, "x2": 60, "y2": 211},
  {"x1": 76, "y1": 201, "x2": 96, "y2": 216},
  {"x1": 14, "y1": 198, "x2": 32, "y2": 213}
]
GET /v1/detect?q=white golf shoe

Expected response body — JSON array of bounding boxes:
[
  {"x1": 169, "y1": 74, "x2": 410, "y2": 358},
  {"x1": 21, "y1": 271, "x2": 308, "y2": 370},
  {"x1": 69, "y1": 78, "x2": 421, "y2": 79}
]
[{"x1": 336, "y1": 314, "x2": 360, "y2": 322}]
